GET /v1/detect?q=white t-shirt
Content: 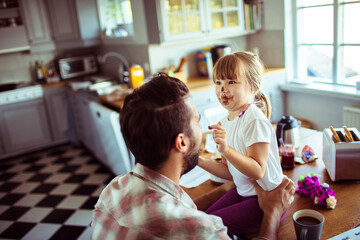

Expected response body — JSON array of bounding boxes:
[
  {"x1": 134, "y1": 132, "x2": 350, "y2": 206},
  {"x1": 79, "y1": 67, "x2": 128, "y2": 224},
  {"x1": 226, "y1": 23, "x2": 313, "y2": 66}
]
[{"x1": 221, "y1": 104, "x2": 284, "y2": 196}]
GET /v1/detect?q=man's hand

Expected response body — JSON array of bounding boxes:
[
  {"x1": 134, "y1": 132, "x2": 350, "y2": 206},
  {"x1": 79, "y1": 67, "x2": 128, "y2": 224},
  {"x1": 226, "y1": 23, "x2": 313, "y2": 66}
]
[
  {"x1": 254, "y1": 176, "x2": 295, "y2": 239},
  {"x1": 255, "y1": 176, "x2": 295, "y2": 217}
]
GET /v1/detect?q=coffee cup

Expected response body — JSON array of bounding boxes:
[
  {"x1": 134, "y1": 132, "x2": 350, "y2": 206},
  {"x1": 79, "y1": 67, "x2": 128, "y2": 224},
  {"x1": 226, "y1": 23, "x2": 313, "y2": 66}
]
[{"x1": 293, "y1": 209, "x2": 325, "y2": 240}]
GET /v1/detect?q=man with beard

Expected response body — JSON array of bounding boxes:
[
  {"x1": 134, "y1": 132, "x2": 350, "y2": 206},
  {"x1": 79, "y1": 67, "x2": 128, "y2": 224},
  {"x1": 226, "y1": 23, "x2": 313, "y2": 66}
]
[{"x1": 91, "y1": 73, "x2": 294, "y2": 240}]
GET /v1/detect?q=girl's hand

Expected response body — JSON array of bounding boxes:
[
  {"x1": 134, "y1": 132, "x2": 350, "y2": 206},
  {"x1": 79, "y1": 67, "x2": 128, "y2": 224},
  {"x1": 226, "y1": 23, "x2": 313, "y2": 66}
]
[{"x1": 208, "y1": 121, "x2": 228, "y2": 154}]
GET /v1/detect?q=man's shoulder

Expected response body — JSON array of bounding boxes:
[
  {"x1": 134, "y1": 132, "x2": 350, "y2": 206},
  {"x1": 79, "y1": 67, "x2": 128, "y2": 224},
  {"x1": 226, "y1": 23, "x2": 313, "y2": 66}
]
[
  {"x1": 92, "y1": 174, "x2": 229, "y2": 239},
  {"x1": 135, "y1": 201, "x2": 229, "y2": 239}
]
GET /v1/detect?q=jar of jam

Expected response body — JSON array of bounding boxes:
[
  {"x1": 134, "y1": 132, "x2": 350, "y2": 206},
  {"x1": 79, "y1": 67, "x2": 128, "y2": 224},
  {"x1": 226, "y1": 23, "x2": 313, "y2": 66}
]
[{"x1": 280, "y1": 144, "x2": 295, "y2": 170}]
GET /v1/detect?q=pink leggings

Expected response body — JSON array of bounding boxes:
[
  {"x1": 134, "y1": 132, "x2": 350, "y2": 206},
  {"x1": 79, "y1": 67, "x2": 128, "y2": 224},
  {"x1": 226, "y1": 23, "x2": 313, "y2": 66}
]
[{"x1": 205, "y1": 188, "x2": 287, "y2": 236}]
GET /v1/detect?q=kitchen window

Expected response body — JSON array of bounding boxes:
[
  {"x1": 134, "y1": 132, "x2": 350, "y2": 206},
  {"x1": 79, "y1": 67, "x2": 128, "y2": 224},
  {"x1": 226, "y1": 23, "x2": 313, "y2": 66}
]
[
  {"x1": 286, "y1": 0, "x2": 360, "y2": 87},
  {"x1": 97, "y1": 0, "x2": 134, "y2": 38}
]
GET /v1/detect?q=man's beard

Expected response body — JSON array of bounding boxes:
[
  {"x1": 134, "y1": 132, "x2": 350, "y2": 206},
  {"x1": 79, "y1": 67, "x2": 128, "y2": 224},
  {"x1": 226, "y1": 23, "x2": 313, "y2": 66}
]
[{"x1": 181, "y1": 142, "x2": 200, "y2": 175}]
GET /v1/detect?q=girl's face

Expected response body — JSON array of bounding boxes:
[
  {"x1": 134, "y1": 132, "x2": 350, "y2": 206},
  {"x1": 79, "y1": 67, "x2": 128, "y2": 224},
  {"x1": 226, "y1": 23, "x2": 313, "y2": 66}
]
[{"x1": 214, "y1": 77, "x2": 253, "y2": 119}]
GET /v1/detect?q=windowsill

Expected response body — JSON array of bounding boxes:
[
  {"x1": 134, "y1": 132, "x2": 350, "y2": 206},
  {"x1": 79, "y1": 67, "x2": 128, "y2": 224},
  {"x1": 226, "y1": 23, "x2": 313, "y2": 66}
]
[{"x1": 280, "y1": 82, "x2": 360, "y2": 101}]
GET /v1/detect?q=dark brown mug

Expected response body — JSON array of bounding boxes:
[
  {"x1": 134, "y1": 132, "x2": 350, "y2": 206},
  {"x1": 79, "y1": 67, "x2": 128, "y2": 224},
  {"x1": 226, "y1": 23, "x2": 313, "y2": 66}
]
[{"x1": 293, "y1": 209, "x2": 325, "y2": 240}]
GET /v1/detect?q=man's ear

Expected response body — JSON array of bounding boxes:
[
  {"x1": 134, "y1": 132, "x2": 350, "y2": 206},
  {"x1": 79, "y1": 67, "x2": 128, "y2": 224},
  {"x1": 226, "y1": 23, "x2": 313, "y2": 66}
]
[{"x1": 174, "y1": 133, "x2": 188, "y2": 153}]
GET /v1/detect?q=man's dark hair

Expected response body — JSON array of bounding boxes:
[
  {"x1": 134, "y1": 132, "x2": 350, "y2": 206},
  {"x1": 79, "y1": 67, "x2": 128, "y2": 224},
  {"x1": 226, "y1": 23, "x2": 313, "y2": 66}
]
[{"x1": 120, "y1": 73, "x2": 192, "y2": 171}]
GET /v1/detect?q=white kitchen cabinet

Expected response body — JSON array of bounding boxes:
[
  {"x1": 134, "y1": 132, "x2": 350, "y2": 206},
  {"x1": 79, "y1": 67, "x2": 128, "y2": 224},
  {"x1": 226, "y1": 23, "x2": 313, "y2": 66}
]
[
  {"x1": 0, "y1": 98, "x2": 52, "y2": 155},
  {"x1": 148, "y1": 0, "x2": 248, "y2": 43},
  {"x1": 147, "y1": 0, "x2": 261, "y2": 44},
  {"x1": 46, "y1": 0, "x2": 100, "y2": 49},
  {"x1": 74, "y1": 92, "x2": 98, "y2": 150},
  {"x1": 66, "y1": 89, "x2": 80, "y2": 144},
  {"x1": 20, "y1": 0, "x2": 100, "y2": 52},
  {"x1": 44, "y1": 85, "x2": 69, "y2": 143},
  {"x1": 0, "y1": 4, "x2": 30, "y2": 54},
  {"x1": 66, "y1": 89, "x2": 105, "y2": 157},
  {"x1": 20, "y1": 0, "x2": 55, "y2": 52}
]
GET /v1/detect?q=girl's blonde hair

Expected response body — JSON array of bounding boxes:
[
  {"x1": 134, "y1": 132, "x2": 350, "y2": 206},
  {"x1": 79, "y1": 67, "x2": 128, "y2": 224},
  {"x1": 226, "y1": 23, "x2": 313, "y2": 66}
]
[{"x1": 212, "y1": 51, "x2": 271, "y2": 119}]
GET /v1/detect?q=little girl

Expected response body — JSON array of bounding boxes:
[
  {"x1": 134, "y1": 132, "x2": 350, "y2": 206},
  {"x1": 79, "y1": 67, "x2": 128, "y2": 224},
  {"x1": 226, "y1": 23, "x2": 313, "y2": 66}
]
[{"x1": 198, "y1": 51, "x2": 285, "y2": 236}]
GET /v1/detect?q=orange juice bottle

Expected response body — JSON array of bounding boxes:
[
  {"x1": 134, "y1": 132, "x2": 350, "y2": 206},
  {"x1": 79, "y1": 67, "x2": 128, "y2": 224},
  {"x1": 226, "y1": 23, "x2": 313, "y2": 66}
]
[{"x1": 129, "y1": 64, "x2": 144, "y2": 89}]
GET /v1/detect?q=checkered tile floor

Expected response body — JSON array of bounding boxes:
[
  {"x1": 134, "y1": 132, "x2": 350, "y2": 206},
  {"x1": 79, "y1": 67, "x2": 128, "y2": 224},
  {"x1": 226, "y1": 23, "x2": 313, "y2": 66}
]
[{"x1": 0, "y1": 143, "x2": 115, "y2": 240}]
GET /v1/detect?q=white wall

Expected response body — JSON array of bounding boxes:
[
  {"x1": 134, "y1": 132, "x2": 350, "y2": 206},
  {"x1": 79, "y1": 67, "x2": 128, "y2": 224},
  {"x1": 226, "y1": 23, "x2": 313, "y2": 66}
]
[
  {"x1": 283, "y1": 90, "x2": 360, "y2": 131},
  {"x1": 247, "y1": 0, "x2": 285, "y2": 68},
  {"x1": 247, "y1": 30, "x2": 285, "y2": 68}
]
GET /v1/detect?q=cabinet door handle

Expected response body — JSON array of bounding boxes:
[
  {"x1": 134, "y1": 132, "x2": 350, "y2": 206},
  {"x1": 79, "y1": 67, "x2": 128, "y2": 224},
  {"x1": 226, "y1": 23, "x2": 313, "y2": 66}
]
[{"x1": 96, "y1": 111, "x2": 101, "y2": 118}]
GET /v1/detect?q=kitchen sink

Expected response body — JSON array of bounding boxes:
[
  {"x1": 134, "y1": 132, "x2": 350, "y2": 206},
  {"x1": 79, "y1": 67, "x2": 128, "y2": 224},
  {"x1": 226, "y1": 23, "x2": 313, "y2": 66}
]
[{"x1": 88, "y1": 81, "x2": 131, "y2": 96}]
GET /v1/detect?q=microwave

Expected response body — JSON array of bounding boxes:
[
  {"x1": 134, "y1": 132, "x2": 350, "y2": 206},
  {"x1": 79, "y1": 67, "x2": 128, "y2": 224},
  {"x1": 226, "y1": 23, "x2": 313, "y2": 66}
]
[{"x1": 58, "y1": 55, "x2": 98, "y2": 80}]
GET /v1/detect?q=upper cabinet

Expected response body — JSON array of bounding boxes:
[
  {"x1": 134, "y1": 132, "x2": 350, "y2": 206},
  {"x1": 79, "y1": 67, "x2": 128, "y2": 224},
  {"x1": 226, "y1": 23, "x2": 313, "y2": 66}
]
[
  {"x1": 46, "y1": 0, "x2": 101, "y2": 49},
  {"x1": 151, "y1": 0, "x2": 263, "y2": 43},
  {"x1": 152, "y1": 0, "x2": 248, "y2": 43},
  {"x1": 0, "y1": 1, "x2": 30, "y2": 54},
  {"x1": 98, "y1": 0, "x2": 263, "y2": 45},
  {"x1": 0, "y1": 0, "x2": 101, "y2": 54},
  {"x1": 19, "y1": 0, "x2": 101, "y2": 52},
  {"x1": 20, "y1": 0, "x2": 55, "y2": 52}
]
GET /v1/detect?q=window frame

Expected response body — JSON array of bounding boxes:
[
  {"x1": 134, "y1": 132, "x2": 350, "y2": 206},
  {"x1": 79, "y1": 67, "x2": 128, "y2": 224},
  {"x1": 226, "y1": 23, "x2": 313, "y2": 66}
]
[{"x1": 285, "y1": 0, "x2": 360, "y2": 87}]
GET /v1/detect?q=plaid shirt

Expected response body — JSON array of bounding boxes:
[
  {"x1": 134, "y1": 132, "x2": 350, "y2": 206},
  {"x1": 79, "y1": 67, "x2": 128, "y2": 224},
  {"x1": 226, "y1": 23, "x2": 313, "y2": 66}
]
[{"x1": 91, "y1": 163, "x2": 229, "y2": 240}]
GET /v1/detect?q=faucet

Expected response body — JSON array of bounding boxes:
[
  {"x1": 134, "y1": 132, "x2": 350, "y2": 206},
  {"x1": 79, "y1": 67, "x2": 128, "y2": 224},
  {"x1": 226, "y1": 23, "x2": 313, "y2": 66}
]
[{"x1": 101, "y1": 52, "x2": 130, "y2": 84}]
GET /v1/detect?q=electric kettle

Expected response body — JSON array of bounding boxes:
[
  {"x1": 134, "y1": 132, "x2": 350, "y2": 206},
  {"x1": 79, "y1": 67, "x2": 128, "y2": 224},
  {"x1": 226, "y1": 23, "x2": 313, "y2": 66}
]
[{"x1": 276, "y1": 116, "x2": 301, "y2": 148}]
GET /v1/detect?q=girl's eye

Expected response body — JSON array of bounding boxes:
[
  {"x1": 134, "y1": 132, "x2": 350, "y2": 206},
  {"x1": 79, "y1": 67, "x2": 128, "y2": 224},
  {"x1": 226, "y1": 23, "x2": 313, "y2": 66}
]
[
  {"x1": 229, "y1": 80, "x2": 236, "y2": 84},
  {"x1": 215, "y1": 81, "x2": 221, "y2": 85}
]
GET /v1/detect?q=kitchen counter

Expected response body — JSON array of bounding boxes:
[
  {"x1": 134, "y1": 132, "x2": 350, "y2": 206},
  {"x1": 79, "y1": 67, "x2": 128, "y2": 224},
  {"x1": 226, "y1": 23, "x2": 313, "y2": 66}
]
[
  {"x1": 95, "y1": 77, "x2": 216, "y2": 111},
  {"x1": 40, "y1": 68, "x2": 285, "y2": 111}
]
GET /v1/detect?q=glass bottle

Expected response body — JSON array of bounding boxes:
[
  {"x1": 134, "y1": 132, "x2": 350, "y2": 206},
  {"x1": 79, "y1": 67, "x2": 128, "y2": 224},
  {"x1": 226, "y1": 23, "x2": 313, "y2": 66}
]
[{"x1": 35, "y1": 61, "x2": 44, "y2": 83}]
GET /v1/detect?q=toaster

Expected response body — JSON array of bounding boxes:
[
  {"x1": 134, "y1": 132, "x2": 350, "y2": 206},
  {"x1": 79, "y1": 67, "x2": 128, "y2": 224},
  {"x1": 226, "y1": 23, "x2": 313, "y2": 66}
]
[{"x1": 323, "y1": 127, "x2": 360, "y2": 181}]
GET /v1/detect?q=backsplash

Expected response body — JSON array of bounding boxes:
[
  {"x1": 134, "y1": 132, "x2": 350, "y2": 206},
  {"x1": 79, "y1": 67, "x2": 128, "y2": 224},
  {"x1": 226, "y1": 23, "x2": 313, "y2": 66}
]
[
  {"x1": 0, "y1": 51, "x2": 54, "y2": 84},
  {"x1": 0, "y1": 47, "x2": 98, "y2": 84},
  {"x1": 0, "y1": 30, "x2": 285, "y2": 85},
  {"x1": 148, "y1": 36, "x2": 248, "y2": 78}
]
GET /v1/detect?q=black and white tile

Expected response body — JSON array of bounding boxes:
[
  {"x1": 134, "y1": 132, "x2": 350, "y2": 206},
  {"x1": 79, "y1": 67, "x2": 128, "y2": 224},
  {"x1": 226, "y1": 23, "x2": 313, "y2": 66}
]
[{"x1": 0, "y1": 143, "x2": 115, "y2": 240}]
